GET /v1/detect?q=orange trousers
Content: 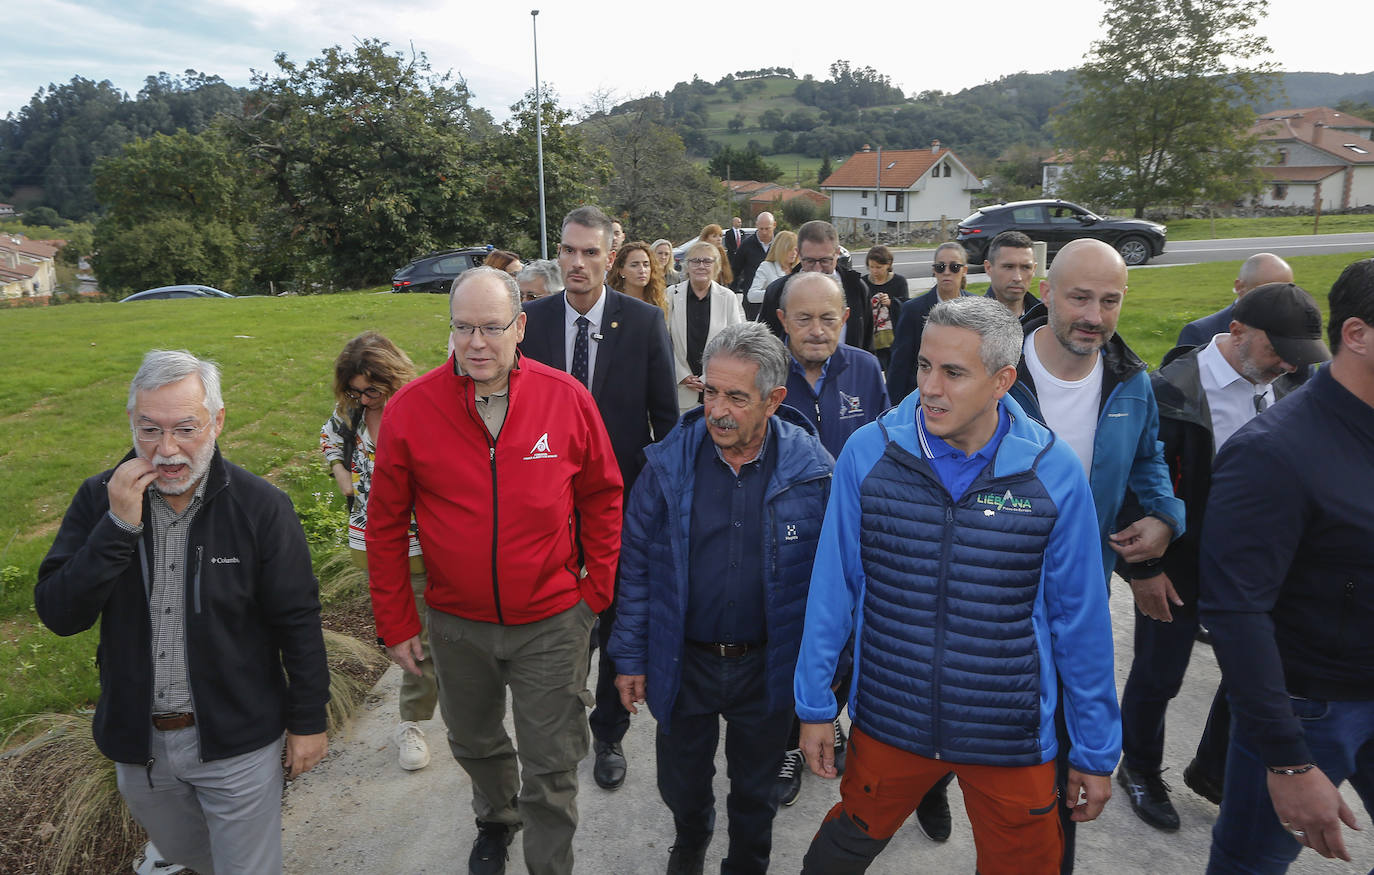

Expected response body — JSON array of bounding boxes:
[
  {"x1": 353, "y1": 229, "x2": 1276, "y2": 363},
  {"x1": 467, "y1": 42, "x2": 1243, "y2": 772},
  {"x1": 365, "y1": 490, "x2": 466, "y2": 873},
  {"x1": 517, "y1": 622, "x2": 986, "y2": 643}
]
[{"x1": 809, "y1": 727, "x2": 1064, "y2": 875}]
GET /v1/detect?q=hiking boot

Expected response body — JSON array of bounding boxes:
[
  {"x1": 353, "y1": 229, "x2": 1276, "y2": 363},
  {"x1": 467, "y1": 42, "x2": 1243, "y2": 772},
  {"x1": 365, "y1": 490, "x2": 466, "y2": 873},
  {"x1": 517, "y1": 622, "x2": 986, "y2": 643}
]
[
  {"x1": 593, "y1": 739, "x2": 627, "y2": 790},
  {"x1": 469, "y1": 820, "x2": 514, "y2": 875},
  {"x1": 777, "y1": 748, "x2": 805, "y2": 806},
  {"x1": 1117, "y1": 764, "x2": 1181, "y2": 831},
  {"x1": 666, "y1": 837, "x2": 708, "y2": 875},
  {"x1": 396, "y1": 720, "x2": 430, "y2": 771},
  {"x1": 914, "y1": 782, "x2": 952, "y2": 842},
  {"x1": 1183, "y1": 757, "x2": 1224, "y2": 805}
]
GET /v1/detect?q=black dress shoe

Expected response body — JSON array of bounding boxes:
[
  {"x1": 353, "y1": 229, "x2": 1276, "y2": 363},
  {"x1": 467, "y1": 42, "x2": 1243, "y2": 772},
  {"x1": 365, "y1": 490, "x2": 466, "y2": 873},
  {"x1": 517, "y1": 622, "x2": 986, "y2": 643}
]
[
  {"x1": 1117, "y1": 764, "x2": 1180, "y2": 831},
  {"x1": 914, "y1": 782, "x2": 952, "y2": 842},
  {"x1": 776, "y1": 748, "x2": 804, "y2": 806},
  {"x1": 1183, "y1": 758, "x2": 1224, "y2": 805},
  {"x1": 593, "y1": 739, "x2": 627, "y2": 790},
  {"x1": 666, "y1": 837, "x2": 708, "y2": 875},
  {"x1": 469, "y1": 820, "x2": 514, "y2": 875}
]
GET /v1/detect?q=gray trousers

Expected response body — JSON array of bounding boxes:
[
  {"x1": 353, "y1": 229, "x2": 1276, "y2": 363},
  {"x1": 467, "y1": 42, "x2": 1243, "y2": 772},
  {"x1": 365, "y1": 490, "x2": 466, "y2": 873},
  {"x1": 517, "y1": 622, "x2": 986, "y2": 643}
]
[
  {"x1": 430, "y1": 600, "x2": 596, "y2": 875},
  {"x1": 115, "y1": 728, "x2": 283, "y2": 875},
  {"x1": 399, "y1": 567, "x2": 438, "y2": 721}
]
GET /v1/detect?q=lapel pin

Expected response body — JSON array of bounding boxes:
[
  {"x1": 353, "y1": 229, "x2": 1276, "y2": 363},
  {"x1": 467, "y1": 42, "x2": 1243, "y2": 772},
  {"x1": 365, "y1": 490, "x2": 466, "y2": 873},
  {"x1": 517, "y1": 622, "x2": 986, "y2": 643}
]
[{"x1": 611, "y1": 322, "x2": 619, "y2": 329}]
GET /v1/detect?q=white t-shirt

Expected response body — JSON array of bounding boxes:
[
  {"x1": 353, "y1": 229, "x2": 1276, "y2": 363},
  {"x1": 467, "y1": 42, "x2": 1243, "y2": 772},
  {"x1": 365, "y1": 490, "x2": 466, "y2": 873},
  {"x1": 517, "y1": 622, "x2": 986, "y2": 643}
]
[
  {"x1": 1023, "y1": 328, "x2": 1103, "y2": 476},
  {"x1": 1197, "y1": 334, "x2": 1276, "y2": 453}
]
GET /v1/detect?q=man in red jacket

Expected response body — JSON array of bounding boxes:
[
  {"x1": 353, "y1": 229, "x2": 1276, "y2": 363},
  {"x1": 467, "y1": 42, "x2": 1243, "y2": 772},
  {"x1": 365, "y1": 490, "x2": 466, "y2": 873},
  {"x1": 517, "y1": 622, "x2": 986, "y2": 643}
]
[{"x1": 367, "y1": 266, "x2": 624, "y2": 875}]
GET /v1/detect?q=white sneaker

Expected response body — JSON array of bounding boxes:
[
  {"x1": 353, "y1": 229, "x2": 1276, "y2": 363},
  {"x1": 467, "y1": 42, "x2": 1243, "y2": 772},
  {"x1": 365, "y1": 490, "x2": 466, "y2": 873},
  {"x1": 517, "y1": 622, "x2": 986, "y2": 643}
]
[
  {"x1": 133, "y1": 841, "x2": 186, "y2": 874},
  {"x1": 396, "y1": 720, "x2": 430, "y2": 771}
]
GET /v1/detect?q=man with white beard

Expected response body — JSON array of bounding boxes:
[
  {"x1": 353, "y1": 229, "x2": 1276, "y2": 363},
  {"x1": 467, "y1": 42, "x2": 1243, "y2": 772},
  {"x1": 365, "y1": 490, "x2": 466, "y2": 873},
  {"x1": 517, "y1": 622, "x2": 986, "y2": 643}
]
[{"x1": 37, "y1": 349, "x2": 329, "y2": 875}]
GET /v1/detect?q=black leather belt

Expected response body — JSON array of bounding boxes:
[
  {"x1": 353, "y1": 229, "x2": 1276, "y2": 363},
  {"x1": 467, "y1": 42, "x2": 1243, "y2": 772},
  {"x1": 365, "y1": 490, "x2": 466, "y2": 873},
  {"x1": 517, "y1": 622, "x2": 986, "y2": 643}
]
[
  {"x1": 687, "y1": 640, "x2": 761, "y2": 658},
  {"x1": 152, "y1": 712, "x2": 196, "y2": 731}
]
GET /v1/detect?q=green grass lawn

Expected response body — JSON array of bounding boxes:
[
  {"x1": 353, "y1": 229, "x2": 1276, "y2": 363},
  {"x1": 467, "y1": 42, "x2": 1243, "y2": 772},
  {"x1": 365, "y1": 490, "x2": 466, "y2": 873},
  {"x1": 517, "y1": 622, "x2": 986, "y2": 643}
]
[
  {"x1": 1, "y1": 252, "x2": 1369, "y2": 725},
  {"x1": 1164, "y1": 214, "x2": 1374, "y2": 241}
]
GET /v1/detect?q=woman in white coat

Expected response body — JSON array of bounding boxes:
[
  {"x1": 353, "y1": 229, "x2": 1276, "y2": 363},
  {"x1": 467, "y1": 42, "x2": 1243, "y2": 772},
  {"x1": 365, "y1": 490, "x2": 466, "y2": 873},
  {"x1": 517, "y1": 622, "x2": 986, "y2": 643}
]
[{"x1": 669, "y1": 240, "x2": 746, "y2": 411}]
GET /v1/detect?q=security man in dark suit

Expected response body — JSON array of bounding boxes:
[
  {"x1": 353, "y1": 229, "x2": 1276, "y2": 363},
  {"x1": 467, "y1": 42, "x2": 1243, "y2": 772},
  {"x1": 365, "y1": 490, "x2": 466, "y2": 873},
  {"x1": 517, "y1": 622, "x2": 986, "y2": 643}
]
[{"x1": 519, "y1": 204, "x2": 680, "y2": 792}]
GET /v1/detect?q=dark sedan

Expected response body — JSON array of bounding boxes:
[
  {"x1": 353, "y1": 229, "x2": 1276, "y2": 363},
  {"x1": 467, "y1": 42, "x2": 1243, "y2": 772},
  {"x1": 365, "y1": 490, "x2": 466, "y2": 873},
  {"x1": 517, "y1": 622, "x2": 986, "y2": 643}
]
[
  {"x1": 956, "y1": 200, "x2": 1166, "y2": 266},
  {"x1": 391, "y1": 247, "x2": 493, "y2": 294}
]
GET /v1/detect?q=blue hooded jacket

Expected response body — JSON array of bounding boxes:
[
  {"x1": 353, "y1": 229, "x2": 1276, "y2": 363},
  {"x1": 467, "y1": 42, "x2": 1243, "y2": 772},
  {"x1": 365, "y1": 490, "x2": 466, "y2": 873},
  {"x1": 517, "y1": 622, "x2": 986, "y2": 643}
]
[
  {"x1": 609, "y1": 404, "x2": 833, "y2": 734},
  {"x1": 794, "y1": 390, "x2": 1122, "y2": 774},
  {"x1": 1010, "y1": 311, "x2": 1184, "y2": 583}
]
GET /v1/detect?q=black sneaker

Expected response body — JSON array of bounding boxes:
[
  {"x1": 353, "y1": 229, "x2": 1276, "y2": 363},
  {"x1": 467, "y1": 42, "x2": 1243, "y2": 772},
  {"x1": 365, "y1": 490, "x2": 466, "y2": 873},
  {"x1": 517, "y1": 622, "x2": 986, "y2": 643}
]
[
  {"x1": 833, "y1": 717, "x2": 848, "y2": 776},
  {"x1": 777, "y1": 748, "x2": 805, "y2": 806},
  {"x1": 666, "y1": 837, "x2": 708, "y2": 875},
  {"x1": 1116, "y1": 764, "x2": 1181, "y2": 831},
  {"x1": 469, "y1": 820, "x2": 514, "y2": 875},
  {"x1": 914, "y1": 782, "x2": 952, "y2": 842},
  {"x1": 1183, "y1": 758, "x2": 1224, "y2": 805}
]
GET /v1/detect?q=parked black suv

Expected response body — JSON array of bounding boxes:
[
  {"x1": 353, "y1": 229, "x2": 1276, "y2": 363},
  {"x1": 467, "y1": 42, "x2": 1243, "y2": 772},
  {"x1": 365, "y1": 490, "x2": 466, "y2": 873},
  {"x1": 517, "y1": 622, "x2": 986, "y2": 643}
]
[
  {"x1": 956, "y1": 200, "x2": 1166, "y2": 266},
  {"x1": 391, "y1": 246, "x2": 493, "y2": 294}
]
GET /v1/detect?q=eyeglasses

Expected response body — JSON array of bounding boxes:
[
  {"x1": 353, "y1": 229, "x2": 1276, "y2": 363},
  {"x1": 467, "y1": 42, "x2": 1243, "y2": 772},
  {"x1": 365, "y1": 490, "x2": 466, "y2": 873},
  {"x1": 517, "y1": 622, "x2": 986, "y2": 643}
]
[
  {"x1": 933, "y1": 262, "x2": 965, "y2": 274},
  {"x1": 801, "y1": 256, "x2": 837, "y2": 270},
  {"x1": 344, "y1": 385, "x2": 384, "y2": 401},
  {"x1": 686, "y1": 257, "x2": 716, "y2": 266},
  {"x1": 133, "y1": 422, "x2": 210, "y2": 444},
  {"x1": 451, "y1": 313, "x2": 520, "y2": 338}
]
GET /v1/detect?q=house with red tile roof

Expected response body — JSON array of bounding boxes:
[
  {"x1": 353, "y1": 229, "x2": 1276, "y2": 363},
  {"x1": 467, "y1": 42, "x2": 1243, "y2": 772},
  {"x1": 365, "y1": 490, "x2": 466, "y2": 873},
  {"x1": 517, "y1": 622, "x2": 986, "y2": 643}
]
[
  {"x1": 747, "y1": 186, "x2": 828, "y2": 217},
  {"x1": 0, "y1": 234, "x2": 60, "y2": 299},
  {"x1": 820, "y1": 141, "x2": 982, "y2": 236},
  {"x1": 1251, "y1": 107, "x2": 1374, "y2": 210}
]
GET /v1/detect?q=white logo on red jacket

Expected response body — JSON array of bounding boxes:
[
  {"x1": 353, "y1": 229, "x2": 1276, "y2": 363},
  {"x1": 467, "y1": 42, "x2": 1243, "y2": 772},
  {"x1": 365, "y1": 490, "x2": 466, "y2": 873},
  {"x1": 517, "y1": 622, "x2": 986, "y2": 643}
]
[{"x1": 524, "y1": 432, "x2": 559, "y2": 461}]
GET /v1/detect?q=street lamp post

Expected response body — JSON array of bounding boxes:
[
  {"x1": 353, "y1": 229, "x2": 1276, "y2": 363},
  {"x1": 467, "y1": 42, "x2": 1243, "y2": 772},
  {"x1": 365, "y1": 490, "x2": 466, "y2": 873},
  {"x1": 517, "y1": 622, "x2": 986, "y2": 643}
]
[{"x1": 532, "y1": 9, "x2": 549, "y2": 259}]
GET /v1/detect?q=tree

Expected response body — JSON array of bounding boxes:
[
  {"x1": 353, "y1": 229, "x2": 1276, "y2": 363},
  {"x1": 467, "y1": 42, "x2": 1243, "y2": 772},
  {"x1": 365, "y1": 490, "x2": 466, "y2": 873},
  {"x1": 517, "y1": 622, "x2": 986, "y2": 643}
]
[
  {"x1": 818, "y1": 156, "x2": 834, "y2": 184},
  {"x1": 583, "y1": 107, "x2": 720, "y2": 243},
  {"x1": 708, "y1": 146, "x2": 781, "y2": 182},
  {"x1": 476, "y1": 89, "x2": 609, "y2": 254},
  {"x1": 91, "y1": 128, "x2": 256, "y2": 296},
  {"x1": 728, "y1": 113, "x2": 745, "y2": 132},
  {"x1": 229, "y1": 41, "x2": 491, "y2": 289},
  {"x1": 1052, "y1": 0, "x2": 1276, "y2": 216}
]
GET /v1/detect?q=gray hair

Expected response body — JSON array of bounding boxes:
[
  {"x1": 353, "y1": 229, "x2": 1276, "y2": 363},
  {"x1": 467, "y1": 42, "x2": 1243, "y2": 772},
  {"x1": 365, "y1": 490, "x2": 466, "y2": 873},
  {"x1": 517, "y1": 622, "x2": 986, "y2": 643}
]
[
  {"x1": 127, "y1": 349, "x2": 223, "y2": 414},
  {"x1": 517, "y1": 259, "x2": 562, "y2": 291},
  {"x1": 702, "y1": 322, "x2": 789, "y2": 398},
  {"x1": 451, "y1": 266, "x2": 522, "y2": 319},
  {"x1": 562, "y1": 204, "x2": 615, "y2": 251},
  {"x1": 780, "y1": 271, "x2": 846, "y2": 313},
  {"x1": 925, "y1": 297, "x2": 1023, "y2": 374}
]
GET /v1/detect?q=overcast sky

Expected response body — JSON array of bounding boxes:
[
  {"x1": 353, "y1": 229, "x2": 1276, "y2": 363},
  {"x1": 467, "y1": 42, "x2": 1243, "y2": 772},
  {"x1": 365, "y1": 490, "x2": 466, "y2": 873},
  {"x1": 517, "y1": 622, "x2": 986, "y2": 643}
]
[{"x1": 3, "y1": 0, "x2": 1369, "y2": 121}]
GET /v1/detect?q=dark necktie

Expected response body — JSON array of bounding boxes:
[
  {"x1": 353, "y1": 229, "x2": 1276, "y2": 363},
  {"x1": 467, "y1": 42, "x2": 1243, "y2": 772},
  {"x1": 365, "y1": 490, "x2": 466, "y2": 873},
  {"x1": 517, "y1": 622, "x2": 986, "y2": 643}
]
[
  {"x1": 1253, "y1": 391, "x2": 1269, "y2": 414},
  {"x1": 572, "y1": 316, "x2": 590, "y2": 387}
]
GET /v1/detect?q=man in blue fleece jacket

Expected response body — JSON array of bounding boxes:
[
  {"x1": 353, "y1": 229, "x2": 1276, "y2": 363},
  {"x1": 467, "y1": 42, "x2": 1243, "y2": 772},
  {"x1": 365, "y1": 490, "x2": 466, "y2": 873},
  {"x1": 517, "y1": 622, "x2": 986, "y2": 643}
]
[{"x1": 794, "y1": 297, "x2": 1121, "y2": 875}]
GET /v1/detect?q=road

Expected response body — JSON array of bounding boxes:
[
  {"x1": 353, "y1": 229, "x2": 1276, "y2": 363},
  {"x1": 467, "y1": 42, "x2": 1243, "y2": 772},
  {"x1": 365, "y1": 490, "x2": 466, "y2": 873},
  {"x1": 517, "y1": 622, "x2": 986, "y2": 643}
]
[{"x1": 890, "y1": 232, "x2": 1374, "y2": 280}]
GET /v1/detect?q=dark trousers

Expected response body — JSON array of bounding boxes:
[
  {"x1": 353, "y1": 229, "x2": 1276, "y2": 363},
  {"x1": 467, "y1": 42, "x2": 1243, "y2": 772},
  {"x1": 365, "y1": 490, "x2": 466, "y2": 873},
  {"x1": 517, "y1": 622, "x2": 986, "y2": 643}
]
[
  {"x1": 1120, "y1": 605, "x2": 1230, "y2": 780},
  {"x1": 1206, "y1": 697, "x2": 1374, "y2": 873},
  {"x1": 657, "y1": 646, "x2": 793, "y2": 874},
  {"x1": 589, "y1": 598, "x2": 630, "y2": 745}
]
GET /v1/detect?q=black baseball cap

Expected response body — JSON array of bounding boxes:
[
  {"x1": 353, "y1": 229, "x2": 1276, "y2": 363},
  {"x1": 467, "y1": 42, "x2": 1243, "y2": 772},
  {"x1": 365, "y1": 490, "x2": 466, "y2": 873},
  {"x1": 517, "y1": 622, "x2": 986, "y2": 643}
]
[{"x1": 1233, "y1": 282, "x2": 1331, "y2": 368}]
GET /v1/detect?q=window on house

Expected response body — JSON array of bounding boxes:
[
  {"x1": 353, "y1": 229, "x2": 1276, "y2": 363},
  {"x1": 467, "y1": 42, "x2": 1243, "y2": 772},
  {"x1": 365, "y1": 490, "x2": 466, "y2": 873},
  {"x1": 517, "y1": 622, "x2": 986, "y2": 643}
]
[
  {"x1": 860, "y1": 191, "x2": 868, "y2": 200},
  {"x1": 861, "y1": 206, "x2": 868, "y2": 216},
  {"x1": 1273, "y1": 184, "x2": 1288, "y2": 199},
  {"x1": 943, "y1": 165, "x2": 951, "y2": 177},
  {"x1": 885, "y1": 192, "x2": 904, "y2": 211},
  {"x1": 1277, "y1": 149, "x2": 1288, "y2": 165},
  {"x1": 931, "y1": 167, "x2": 939, "y2": 178},
  {"x1": 1344, "y1": 143, "x2": 1369, "y2": 155}
]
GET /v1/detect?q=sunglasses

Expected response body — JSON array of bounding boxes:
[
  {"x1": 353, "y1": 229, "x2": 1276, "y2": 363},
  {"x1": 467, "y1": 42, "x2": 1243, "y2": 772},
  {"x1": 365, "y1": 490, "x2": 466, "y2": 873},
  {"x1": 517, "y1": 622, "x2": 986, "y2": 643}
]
[{"x1": 932, "y1": 262, "x2": 965, "y2": 274}]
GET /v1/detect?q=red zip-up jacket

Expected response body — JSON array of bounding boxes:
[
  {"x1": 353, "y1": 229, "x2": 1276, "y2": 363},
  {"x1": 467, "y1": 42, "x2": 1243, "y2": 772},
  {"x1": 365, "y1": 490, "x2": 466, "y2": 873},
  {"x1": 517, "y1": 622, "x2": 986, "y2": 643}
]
[{"x1": 367, "y1": 354, "x2": 623, "y2": 643}]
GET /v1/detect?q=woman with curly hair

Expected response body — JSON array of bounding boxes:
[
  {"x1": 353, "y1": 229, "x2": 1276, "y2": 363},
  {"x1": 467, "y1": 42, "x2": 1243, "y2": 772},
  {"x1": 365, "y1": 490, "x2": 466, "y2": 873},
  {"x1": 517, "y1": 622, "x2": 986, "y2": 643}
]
[
  {"x1": 609, "y1": 240, "x2": 669, "y2": 319},
  {"x1": 320, "y1": 331, "x2": 435, "y2": 772}
]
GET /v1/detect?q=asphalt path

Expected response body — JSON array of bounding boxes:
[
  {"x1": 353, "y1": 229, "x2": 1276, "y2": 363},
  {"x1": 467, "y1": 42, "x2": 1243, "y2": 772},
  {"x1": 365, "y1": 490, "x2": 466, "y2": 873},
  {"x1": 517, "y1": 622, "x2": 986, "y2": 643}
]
[
  {"x1": 281, "y1": 578, "x2": 1374, "y2": 874},
  {"x1": 890, "y1": 232, "x2": 1374, "y2": 280}
]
